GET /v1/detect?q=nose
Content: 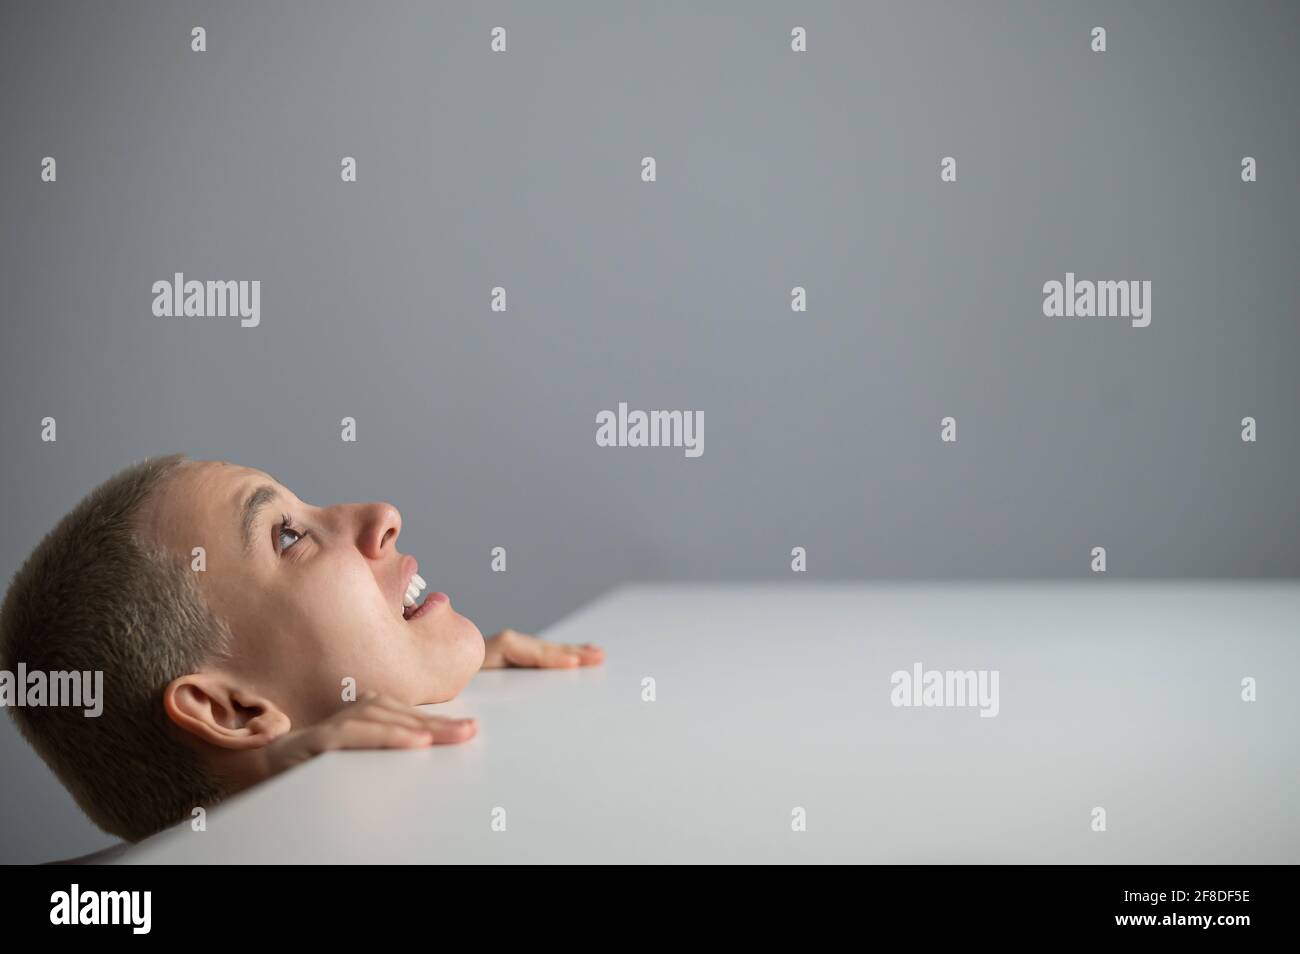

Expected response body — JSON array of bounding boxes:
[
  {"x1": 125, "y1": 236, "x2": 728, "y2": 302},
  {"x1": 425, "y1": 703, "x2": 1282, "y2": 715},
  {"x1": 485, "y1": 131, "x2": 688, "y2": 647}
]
[{"x1": 354, "y1": 502, "x2": 402, "y2": 559}]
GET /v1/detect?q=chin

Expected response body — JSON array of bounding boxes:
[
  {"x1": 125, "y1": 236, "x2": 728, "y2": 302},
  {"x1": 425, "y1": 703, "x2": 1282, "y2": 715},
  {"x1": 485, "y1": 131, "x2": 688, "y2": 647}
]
[
  {"x1": 419, "y1": 615, "x2": 485, "y2": 702},
  {"x1": 456, "y1": 615, "x2": 486, "y2": 680}
]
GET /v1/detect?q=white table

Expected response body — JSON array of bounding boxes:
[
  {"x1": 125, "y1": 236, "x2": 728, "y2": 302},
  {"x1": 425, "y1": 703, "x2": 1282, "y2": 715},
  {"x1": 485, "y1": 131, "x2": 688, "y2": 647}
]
[{"x1": 119, "y1": 582, "x2": 1300, "y2": 863}]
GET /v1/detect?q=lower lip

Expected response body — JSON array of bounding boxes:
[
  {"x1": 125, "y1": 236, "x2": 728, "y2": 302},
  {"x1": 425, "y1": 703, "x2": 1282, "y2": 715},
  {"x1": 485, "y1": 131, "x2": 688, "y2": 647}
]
[{"x1": 406, "y1": 592, "x2": 449, "y2": 621}]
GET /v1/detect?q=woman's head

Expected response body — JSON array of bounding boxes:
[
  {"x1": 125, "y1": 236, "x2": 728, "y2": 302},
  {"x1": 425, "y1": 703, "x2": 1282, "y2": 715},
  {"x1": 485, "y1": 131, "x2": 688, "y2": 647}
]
[
  {"x1": 0, "y1": 453, "x2": 483, "y2": 841},
  {"x1": 140, "y1": 458, "x2": 485, "y2": 732}
]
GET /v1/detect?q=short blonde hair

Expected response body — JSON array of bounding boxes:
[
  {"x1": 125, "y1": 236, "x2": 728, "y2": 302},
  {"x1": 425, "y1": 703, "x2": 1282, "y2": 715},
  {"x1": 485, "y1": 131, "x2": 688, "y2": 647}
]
[{"x1": 0, "y1": 453, "x2": 232, "y2": 841}]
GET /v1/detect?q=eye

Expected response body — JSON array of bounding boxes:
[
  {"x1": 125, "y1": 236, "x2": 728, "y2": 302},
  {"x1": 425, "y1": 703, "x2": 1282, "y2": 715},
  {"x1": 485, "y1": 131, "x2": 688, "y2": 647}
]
[{"x1": 276, "y1": 513, "x2": 307, "y2": 555}]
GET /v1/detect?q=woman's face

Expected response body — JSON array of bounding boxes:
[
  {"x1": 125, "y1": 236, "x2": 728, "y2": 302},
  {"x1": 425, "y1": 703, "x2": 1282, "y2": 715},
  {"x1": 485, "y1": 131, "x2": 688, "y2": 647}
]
[{"x1": 140, "y1": 459, "x2": 484, "y2": 727}]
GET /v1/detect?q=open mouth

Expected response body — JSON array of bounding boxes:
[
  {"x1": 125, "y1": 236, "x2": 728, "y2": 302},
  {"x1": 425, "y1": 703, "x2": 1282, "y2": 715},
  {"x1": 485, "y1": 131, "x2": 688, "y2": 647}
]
[
  {"x1": 398, "y1": 562, "x2": 425, "y2": 620},
  {"x1": 402, "y1": 571, "x2": 426, "y2": 610},
  {"x1": 404, "y1": 590, "x2": 448, "y2": 621},
  {"x1": 398, "y1": 558, "x2": 449, "y2": 622}
]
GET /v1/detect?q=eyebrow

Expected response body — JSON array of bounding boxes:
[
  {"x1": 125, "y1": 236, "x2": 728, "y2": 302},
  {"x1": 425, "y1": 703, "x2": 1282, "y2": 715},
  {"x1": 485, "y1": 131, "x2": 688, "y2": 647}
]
[{"x1": 239, "y1": 485, "x2": 282, "y2": 554}]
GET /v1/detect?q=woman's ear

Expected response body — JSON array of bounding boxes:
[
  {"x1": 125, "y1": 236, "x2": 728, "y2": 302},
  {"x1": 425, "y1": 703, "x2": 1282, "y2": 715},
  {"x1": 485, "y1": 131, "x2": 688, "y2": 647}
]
[{"x1": 163, "y1": 673, "x2": 292, "y2": 750}]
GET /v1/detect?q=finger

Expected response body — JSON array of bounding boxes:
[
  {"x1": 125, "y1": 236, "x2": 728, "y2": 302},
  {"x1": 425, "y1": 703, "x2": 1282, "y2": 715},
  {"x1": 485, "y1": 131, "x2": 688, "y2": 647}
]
[
  {"x1": 356, "y1": 695, "x2": 471, "y2": 732},
  {"x1": 531, "y1": 641, "x2": 583, "y2": 668},
  {"x1": 314, "y1": 720, "x2": 437, "y2": 754},
  {"x1": 501, "y1": 636, "x2": 545, "y2": 667},
  {"x1": 322, "y1": 714, "x2": 477, "y2": 751},
  {"x1": 354, "y1": 701, "x2": 478, "y2": 742},
  {"x1": 352, "y1": 704, "x2": 444, "y2": 734},
  {"x1": 362, "y1": 713, "x2": 477, "y2": 744},
  {"x1": 421, "y1": 716, "x2": 479, "y2": 744},
  {"x1": 562, "y1": 643, "x2": 605, "y2": 665}
]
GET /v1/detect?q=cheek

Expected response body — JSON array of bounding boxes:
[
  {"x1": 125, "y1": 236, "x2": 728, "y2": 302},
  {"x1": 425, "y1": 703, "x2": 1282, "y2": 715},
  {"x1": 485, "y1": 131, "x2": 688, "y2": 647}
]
[
  {"x1": 305, "y1": 559, "x2": 393, "y2": 626},
  {"x1": 286, "y1": 562, "x2": 405, "y2": 668}
]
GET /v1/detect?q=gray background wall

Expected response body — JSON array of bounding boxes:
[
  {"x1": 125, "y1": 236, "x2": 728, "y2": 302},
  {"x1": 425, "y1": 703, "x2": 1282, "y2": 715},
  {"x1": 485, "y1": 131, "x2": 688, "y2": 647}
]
[{"x1": 1, "y1": 0, "x2": 1296, "y2": 863}]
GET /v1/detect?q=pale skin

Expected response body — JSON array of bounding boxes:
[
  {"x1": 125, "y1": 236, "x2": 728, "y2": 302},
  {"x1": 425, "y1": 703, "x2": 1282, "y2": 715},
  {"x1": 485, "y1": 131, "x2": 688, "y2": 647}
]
[{"x1": 136, "y1": 459, "x2": 604, "y2": 797}]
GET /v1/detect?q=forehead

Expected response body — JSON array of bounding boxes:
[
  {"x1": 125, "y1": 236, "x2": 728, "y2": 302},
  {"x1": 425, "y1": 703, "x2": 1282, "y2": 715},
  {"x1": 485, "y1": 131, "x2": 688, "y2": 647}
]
[{"x1": 144, "y1": 460, "x2": 280, "y2": 553}]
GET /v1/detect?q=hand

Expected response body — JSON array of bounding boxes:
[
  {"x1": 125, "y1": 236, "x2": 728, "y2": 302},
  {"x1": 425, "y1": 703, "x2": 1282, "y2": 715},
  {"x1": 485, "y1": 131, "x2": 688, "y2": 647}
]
[
  {"x1": 260, "y1": 691, "x2": 477, "y2": 778},
  {"x1": 481, "y1": 629, "x2": 605, "y2": 670}
]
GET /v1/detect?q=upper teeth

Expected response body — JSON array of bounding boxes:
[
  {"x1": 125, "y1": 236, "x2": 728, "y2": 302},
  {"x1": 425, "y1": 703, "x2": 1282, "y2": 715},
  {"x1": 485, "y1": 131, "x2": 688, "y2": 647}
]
[{"x1": 403, "y1": 573, "x2": 427, "y2": 608}]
